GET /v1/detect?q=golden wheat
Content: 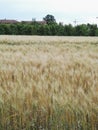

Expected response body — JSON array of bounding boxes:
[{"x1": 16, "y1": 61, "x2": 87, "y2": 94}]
[{"x1": 0, "y1": 36, "x2": 98, "y2": 130}]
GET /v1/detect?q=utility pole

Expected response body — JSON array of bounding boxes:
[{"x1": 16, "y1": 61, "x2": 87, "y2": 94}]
[
  {"x1": 73, "y1": 19, "x2": 78, "y2": 26},
  {"x1": 32, "y1": 18, "x2": 36, "y2": 22}
]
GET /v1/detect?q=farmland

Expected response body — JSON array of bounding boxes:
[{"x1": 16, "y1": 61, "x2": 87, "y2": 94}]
[{"x1": 0, "y1": 36, "x2": 98, "y2": 130}]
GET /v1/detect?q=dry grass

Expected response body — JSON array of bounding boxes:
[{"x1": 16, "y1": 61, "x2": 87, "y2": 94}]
[{"x1": 0, "y1": 36, "x2": 98, "y2": 130}]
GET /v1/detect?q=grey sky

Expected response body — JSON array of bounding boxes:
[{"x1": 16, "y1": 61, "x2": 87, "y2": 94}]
[{"x1": 0, "y1": 0, "x2": 98, "y2": 24}]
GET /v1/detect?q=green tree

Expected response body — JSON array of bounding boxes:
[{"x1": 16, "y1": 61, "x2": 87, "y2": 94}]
[
  {"x1": 88, "y1": 24, "x2": 97, "y2": 36},
  {"x1": 10, "y1": 24, "x2": 18, "y2": 35},
  {"x1": 0, "y1": 24, "x2": 5, "y2": 34},
  {"x1": 16, "y1": 24, "x2": 24, "y2": 35},
  {"x1": 22, "y1": 25, "x2": 33, "y2": 35},
  {"x1": 80, "y1": 24, "x2": 89, "y2": 36},
  {"x1": 0, "y1": 24, "x2": 11, "y2": 34},
  {"x1": 56, "y1": 23, "x2": 64, "y2": 35},
  {"x1": 44, "y1": 25, "x2": 51, "y2": 35},
  {"x1": 64, "y1": 24, "x2": 74, "y2": 36},
  {"x1": 37, "y1": 25, "x2": 45, "y2": 35},
  {"x1": 49, "y1": 24, "x2": 57, "y2": 35},
  {"x1": 95, "y1": 28, "x2": 98, "y2": 36},
  {"x1": 43, "y1": 14, "x2": 56, "y2": 24}
]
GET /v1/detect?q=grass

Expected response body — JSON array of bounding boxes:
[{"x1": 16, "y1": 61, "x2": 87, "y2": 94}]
[{"x1": 0, "y1": 35, "x2": 98, "y2": 130}]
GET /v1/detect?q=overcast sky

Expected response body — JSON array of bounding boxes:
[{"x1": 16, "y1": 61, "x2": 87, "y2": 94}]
[{"x1": 0, "y1": 0, "x2": 98, "y2": 25}]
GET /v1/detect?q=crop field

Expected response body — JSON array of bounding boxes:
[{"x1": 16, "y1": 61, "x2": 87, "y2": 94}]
[{"x1": 0, "y1": 35, "x2": 98, "y2": 130}]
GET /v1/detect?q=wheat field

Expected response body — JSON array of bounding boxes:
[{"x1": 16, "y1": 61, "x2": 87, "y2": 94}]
[{"x1": 0, "y1": 35, "x2": 98, "y2": 130}]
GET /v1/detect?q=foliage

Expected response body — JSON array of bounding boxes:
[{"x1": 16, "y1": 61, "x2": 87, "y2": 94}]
[
  {"x1": 43, "y1": 14, "x2": 56, "y2": 24},
  {"x1": 0, "y1": 17, "x2": 98, "y2": 36}
]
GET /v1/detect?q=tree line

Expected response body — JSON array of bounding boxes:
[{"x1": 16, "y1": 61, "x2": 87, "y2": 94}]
[{"x1": 0, "y1": 14, "x2": 98, "y2": 36}]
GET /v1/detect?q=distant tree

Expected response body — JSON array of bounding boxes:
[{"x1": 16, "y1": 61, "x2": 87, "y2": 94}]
[
  {"x1": 44, "y1": 25, "x2": 51, "y2": 35},
  {"x1": 0, "y1": 21, "x2": 98, "y2": 36},
  {"x1": 64, "y1": 24, "x2": 74, "y2": 36},
  {"x1": 0, "y1": 24, "x2": 11, "y2": 34},
  {"x1": 80, "y1": 24, "x2": 89, "y2": 36},
  {"x1": 0, "y1": 24, "x2": 5, "y2": 34},
  {"x1": 37, "y1": 25, "x2": 45, "y2": 35},
  {"x1": 10, "y1": 24, "x2": 18, "y2": 35},
  {"x1": 22, "y1": 25, "x2": 32, "y2": 35},
  {"x1": 16, "y1": 24, "x2": 24, "y2": 35},
  {"x1": 95, "y1": 28, "x2": 98, "y2": 36},
  {"x1": 87, "y1": 24, "x2": 97, "y2": 36},
  {"x1": 32, "y1": 24, "x2": 39, "y2": 35},
  {"x1": 49, "y1": 24, "x2": 57, "y2": 35},
  {"x1": 56, "y1": 23, "x2": 64, "y2": 35},
  {"x1": 43, "y1": 14, "x2": 56, "y2": 24}
]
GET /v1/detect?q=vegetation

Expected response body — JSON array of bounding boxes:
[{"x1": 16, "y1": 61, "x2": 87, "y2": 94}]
[
  {"x1": 43, "y1": 14, "x2": 56, "y2": 24},
  {"x1": 0, "y1": 15, "x2": 98, "y2": 36},
  {"x1": 0, "y1": 36, "x2": 98, "y2": 130}
]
